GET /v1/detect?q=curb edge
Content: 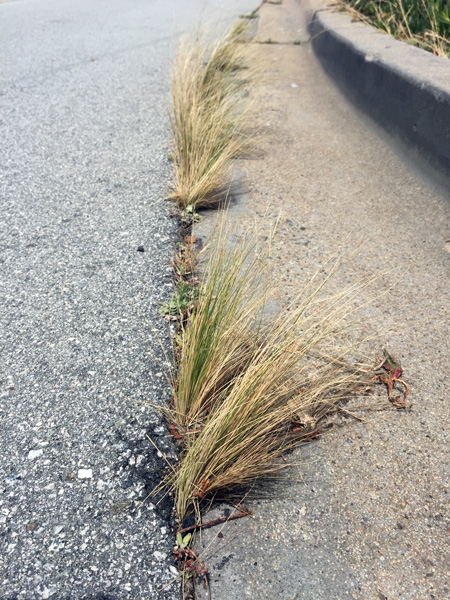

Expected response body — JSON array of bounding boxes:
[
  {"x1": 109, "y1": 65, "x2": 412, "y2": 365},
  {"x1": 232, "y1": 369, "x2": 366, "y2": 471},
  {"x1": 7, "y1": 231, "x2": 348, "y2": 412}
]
[{"x1": 307, "y1": 6, "x2": 450, "y2": 180}]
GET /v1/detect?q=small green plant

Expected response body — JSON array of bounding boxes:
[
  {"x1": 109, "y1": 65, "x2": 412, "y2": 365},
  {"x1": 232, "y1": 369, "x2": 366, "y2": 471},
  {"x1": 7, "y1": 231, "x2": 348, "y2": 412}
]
[
  {"x1": 264, "y1": 38, "x2": 279, "y2": 44},
  {"x1": 293, "y1": 39, "x2": 302, "y2": 45},
  {"x1": 177, "y1": 532, "x2": 191, "y2": 549},
  {"x1": 181, "y1": 204, "x2": 201, "y2": 223},
  {"x1": 173, "y1": 532, "x2": 207, "y2": 580},
  {"x1": 161, "y1": 282, "x2": 199, "y2": 316}
]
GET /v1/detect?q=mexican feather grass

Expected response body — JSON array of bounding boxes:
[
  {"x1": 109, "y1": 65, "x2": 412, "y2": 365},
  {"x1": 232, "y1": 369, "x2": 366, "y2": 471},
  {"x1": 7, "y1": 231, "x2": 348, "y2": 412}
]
[
  {"x1": 169, "y1": 21, "x2": 253, "y2": 209},
  {"x1": 172, "y1": 222, "x2": 271, "y2": 433},
  {"x1": 167, "y1": 20, "x2": 378, "y2": 522},
  {"x1": 170, "y1": 218, "x2": 374, "y2": 519}
]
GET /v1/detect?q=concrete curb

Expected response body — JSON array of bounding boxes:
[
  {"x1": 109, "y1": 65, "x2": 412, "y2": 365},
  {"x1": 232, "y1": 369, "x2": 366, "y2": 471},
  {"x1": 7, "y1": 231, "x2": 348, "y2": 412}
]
[{"x1": 306, "y1": 4, "x2": 450, "y2": 179}]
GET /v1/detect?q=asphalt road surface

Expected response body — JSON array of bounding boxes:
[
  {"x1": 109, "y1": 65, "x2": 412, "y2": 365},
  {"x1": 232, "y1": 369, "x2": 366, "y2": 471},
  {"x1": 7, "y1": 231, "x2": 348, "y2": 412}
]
[{"x1": 0, "y1": 1, "x2": 255, "y2": 598}]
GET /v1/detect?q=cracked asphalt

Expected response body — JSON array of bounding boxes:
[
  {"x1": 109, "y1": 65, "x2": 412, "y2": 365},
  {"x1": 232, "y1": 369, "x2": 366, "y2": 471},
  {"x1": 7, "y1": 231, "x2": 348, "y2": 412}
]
[{"x1": 0, "y1": 0, "x2": 255, "y2": 598}]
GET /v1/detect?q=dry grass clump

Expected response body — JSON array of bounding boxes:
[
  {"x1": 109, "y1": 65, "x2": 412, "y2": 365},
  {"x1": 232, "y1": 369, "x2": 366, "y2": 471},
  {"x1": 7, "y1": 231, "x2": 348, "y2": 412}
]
[
  {"x1": 170, "y1": 218, "x2": 373, "y2": 519},
  {"x1": 169, "y1": 21, "x2": 253, "y2": 209}
]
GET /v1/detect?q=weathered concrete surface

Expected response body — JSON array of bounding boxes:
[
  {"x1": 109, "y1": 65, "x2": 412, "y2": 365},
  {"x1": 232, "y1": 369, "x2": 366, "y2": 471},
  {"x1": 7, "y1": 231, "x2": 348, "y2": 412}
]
[
  {"x1": 193, "y1": 1, "x2": 450, "y2": 599},
  {"x1": 308, "y1": 0, "x2": 450, "y2": 179},
  {"x1": 255, "y1": 0, "x2": 308, "y2": 43},
  {"x1": 0, "y1": 0, "x2": 255, "y2": 599}
]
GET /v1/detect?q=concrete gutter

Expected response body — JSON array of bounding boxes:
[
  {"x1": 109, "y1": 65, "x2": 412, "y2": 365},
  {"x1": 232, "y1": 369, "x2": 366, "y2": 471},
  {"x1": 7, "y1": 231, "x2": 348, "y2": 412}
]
[{"x1": 305, "y1": 1, "x2": 450, "y2": 179}]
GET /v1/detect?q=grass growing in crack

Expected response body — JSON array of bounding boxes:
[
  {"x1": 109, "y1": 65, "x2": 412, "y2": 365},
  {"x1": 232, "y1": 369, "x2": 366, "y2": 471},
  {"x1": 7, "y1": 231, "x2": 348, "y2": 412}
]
[
  {"x1": 169, "y1": 21, "x2": 253, "y2": 210},
  {"x1": 339, "y1": 0, "x2": 450, "y2": 56},
  {"x1": 169, "y1": 217, "x2": 374, "y2": 520}
]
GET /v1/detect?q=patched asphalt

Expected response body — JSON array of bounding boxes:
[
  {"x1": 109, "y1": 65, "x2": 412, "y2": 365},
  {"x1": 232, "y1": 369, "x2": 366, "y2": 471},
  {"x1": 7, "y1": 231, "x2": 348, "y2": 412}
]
[{"x1": 0, "y1": 0, "x2": 255, "y2": 598}]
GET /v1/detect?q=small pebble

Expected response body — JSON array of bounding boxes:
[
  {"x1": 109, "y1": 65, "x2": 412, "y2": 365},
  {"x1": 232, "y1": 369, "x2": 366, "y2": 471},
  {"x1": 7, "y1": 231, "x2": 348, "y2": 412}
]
[
  {"x1": 78, "y1": 469, "x2": 93, "y2": 479},
  {"x1": 27, "y1": 449, "x2": 43, "y2": 460}
]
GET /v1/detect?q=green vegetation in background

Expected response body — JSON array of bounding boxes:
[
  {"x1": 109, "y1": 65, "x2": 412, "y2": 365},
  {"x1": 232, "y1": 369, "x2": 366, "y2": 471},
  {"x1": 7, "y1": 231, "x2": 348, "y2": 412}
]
[{"x1": 342, "y1": 0, "x2": 450, "y2": 56}]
